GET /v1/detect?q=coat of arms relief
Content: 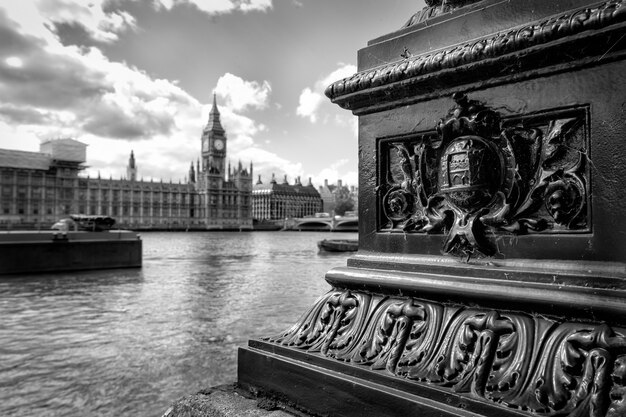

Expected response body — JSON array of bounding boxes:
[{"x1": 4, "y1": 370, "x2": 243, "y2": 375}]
[{"x1": 379, "y1": 93, "x2": 589, "y2": 259}]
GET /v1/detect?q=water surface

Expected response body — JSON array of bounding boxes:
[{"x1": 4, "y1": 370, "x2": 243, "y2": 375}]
[{"x1": 0, "y1": 231, "x2": 356, "y2": 417}]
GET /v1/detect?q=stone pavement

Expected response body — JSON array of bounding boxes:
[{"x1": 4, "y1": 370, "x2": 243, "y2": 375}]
[{"x1": 162, "y1": 384, "x2": 301, "y2": 417}]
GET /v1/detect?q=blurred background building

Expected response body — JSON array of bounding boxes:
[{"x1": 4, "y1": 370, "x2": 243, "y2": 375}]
[
  {"x1": 317, "y1": 179, "x2": 358, "y2": 216},
  {"x1": 251, "y1": 174, "x2": 322, "y2": 222}
]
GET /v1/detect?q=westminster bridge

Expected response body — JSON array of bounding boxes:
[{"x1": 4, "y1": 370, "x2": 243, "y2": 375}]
[{"x1": 285, "y1": 215, "x2": 358, "y2": 232}]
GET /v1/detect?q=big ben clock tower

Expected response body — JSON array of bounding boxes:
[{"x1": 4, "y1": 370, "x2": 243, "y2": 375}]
[
  {"x1": 201, "y1": 93, "x2": 226, "y2": 177},
  {"x1": 195, "y1": 92, "x2": 252, "y2": 230}
]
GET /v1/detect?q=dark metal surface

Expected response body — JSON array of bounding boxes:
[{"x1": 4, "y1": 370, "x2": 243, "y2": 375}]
[
  {"x1": 239, "y1": 342, "x2": 513, "y2": 417},
  {"x1": 357, "y1": 58, "x2": 626, "y2": 262},
  {"x1": 237, "y1": 1, "x2": 626, "y2": 416},
  {"x1": 255, "y1": 289, "x2": 626, "y2": 416}
]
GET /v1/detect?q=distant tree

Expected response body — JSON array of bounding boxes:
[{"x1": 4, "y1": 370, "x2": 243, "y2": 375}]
[{"x1": 334, "y1": 198, "x2": 354, "y2": 216}]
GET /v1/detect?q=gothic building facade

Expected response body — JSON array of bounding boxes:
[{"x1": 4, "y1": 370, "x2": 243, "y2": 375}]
[{"x1": 0, "y1": 97, "x2": 252, "y2": 230}]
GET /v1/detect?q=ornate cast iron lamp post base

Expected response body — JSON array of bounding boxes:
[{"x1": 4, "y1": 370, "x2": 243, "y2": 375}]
[{"x1": 238, "y1": 1, "x2": 626, "y2": 416}]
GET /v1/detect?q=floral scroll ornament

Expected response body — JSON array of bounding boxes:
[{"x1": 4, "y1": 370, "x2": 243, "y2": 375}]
[
  {"x1": 268, "y1": 290, "x2": 626, "y2": 416},
  {"x1": 381, "y1": 93, "x2": 588, "y2": 259}
]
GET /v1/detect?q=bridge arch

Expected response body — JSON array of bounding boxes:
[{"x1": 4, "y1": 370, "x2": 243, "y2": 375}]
[
  {"x1": 293, "y1": 219, "x2": 332, "y2": 231},
  {"x1": 334, "y1": 219, "x2": 358, "y2": 232}
]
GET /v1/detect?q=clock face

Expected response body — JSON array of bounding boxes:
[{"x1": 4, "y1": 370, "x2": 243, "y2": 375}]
[{"x1": 214, "y1": 139, "x2": 224, "y2": 151}]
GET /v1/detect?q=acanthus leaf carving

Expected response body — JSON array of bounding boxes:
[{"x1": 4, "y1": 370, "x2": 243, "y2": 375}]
[{"x1": 266, "y1": 290, "x2": 626, "y2": 417}]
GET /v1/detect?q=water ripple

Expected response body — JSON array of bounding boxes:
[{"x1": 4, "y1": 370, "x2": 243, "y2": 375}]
[{"x1": 0, "y1": 231, "x2": 354, "y2": 417}]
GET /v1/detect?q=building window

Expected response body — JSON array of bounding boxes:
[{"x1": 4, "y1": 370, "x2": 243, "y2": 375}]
[{"x1": 1, "y1": 170, "x2": 13, "y2": 182}]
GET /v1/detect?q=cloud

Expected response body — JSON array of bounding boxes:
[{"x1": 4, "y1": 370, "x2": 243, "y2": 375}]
[
  {"x1": 215, "y1": 73, "x2": 271, "y2": 112},
  {"x1": 0, "y1": 104, "x2": 47, "y2": 125},
  {"x1": 237, "y1": 147, "x2": 303, "y2": 182},
  {"x1": 296, "y1": 87, "x2": 322, "y2": 123},
  {"x1": 37, "y1": 0, "x2": 136, "y2": 43},
  {"x1": 0, "y1": 2, "x2": 323, "y2": 189},
  {"x1": 0, "y1": 19, "x2": 198, "y2": 140},
  {"x1": 0, "y1": 3, "x2": 204, "y2": 180},
  {"x1": 312, "y1": 159, "x2": 358, "y2": 189},
  {"x1": 296, "y1": 63, "x2": 356, "y2": 124},
  {"x1": 82, "y1": 133, "x2": 201, "y2": 182},
  {"x1": 154, "y1": 0, "x2": 272, "y2": 15}
]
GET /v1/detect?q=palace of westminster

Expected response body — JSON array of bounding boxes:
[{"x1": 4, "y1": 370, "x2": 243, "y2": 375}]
[{"x1": 0, "y1": 97, "x2": 355, "y2": 230}]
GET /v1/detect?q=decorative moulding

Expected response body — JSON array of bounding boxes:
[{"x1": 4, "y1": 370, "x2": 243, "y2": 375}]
[
  {"x1": 266, "y1": 289, "x2": 626, "y2": 417},
  {"x1": 325, "y1": 0, "x2": 626, "y2": 114}
]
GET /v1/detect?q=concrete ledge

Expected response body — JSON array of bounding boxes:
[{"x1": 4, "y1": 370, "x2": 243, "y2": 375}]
[{"x1": 162, "y1": 384, "x2": 300, "y2": 417}]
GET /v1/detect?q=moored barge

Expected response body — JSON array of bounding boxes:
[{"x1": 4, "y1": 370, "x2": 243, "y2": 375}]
[{"x1": 0, "y1": 216, "x2": 142, "y2": 275}]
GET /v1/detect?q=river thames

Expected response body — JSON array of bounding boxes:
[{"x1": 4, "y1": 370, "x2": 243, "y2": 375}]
[{"x1": 0, "y1": 231, "x2": 356, "y2": 417}]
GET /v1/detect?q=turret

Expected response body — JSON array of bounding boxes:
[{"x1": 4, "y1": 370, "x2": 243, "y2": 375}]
[
  {"x1": 127, "y1": 150, "x2": 137, "y2": 181},
  {"x1": 189, "y1": 162, "x2": 195, "y2": 183}
]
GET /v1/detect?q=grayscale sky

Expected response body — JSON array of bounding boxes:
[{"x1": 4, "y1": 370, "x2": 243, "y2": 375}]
[{"x1": 0, "y1": 0, "x2": 426, "y2": 186}]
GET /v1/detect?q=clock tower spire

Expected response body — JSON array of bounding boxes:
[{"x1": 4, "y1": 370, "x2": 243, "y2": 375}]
[{"x1": 201, "y1": 93, "x2": 226, "y2": 176}]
